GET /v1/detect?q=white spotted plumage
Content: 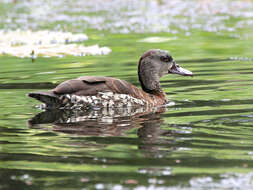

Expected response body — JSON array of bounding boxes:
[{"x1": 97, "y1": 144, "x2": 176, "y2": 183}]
[{"x1": 59, "y1": 91, "x2": 148, "y2": 110}]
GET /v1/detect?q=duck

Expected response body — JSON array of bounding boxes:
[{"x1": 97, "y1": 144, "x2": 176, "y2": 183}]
[{"x1": 28, "y1": 49, "x2": 193, "y2": 110}]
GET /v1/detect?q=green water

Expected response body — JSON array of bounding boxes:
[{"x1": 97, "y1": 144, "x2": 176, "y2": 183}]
[
  {"x1": 1, "y1": 1, "x2": 253, "y2": 190},
  {"x1": 1, "y1": 31, "x2": 253, "y2": 190}
]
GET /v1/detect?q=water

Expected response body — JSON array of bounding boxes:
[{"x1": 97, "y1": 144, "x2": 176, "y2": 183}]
[{"x1": 1, "y1": 1, "x2": 253, "y2": 190}]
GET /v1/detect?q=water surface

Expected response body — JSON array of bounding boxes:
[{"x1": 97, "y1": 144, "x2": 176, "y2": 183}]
[{"x1": 1, "y1": 1, "x2": 253, "y2": 190}]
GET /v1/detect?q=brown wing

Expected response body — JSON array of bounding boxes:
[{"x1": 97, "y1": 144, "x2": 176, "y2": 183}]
[
  {"x1": 53, "y1": 76, "x2": 150, "y2": 100},
  {"x1": 53, "y1": 76, "x2": 108, "y2": 96}
]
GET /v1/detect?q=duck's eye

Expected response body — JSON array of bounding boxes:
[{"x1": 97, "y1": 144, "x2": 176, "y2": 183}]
[{"x1": 160, "y1": 56, "x2": 173, "y2": 62}]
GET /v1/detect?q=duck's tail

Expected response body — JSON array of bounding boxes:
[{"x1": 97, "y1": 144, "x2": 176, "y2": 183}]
[{"x1": 27, "y1": 91, "x2": 61, "y2": 108}]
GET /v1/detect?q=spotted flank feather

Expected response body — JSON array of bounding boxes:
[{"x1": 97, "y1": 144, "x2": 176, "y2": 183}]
[{"x1": 56, "y1": 92, "x2": 149, "y2": 110}]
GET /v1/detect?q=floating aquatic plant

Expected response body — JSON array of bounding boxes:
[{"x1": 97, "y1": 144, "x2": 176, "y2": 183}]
[{"x1": 0, "y1": 30, "x2": 111, "y2": 58}]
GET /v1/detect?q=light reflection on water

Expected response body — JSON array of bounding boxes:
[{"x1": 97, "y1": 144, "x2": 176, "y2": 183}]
[{"x1": 1, "y1": 0, "x2": 253, "y2": 38}]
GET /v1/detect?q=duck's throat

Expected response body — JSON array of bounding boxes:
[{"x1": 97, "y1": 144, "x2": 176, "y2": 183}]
[{"x1": 138, "y1": 72, "x2": 162, "y2": 93}]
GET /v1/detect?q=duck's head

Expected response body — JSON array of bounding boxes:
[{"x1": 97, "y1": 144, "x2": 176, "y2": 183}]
[{"x1": 138, "y1": 49, "x2": 193, "y2": 93}]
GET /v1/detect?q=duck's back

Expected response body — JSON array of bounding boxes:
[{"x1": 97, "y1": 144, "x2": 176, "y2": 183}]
[{"x1": 54, "y1": 76, "x2": 142, "y2": 97}]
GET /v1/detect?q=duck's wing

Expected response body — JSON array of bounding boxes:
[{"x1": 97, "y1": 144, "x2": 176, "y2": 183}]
[
  {"x1": 53, "y1": 76, "x2": 147, "y2": 99},
  {"x1": 53, "y1": 76, "x2": 108, "y2": 96}
]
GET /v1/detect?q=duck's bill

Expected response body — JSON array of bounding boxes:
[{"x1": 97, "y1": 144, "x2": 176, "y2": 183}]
[{"x1": 168, "y1": 62, "x2": 193, "y2": 76}]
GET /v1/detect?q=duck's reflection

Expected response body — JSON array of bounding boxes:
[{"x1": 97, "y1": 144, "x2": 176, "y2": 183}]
[{"x1": 28, "y1": 107, "x2": 176, "y2": 157}]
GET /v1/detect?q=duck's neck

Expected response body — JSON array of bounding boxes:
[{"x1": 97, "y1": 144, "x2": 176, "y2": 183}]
[
  {"x1": 138, "y1": 58, "x2": 167, "y2": 101},
  {"x1": 139, "y1": 78, "x2": 167, "y2": 105},
  {"x1": 138, "y1": 72, "x2": 165, "y2": 96}
]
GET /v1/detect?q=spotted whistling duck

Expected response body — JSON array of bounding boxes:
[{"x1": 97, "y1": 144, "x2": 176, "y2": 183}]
[{"x1": 28, "y1": 49, "x2": 193, "y2": 110}]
